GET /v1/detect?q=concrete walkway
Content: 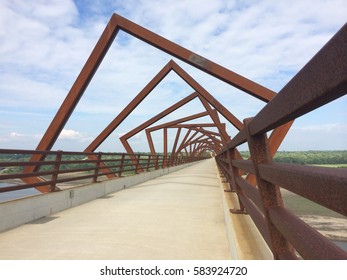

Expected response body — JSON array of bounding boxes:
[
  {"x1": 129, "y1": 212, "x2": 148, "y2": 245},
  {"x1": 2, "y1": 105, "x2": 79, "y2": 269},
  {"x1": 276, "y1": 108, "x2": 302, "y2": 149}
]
[{"x1": 0, "y1": 159, "x2": 231, "y2": 260}]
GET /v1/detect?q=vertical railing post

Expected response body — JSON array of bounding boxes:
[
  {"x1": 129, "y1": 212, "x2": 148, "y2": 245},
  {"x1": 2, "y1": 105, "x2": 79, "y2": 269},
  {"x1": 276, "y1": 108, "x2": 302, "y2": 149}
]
[
  {"x1": 244, "y1": 118, "x2": 296, "y2": 259},
  {"x1": 155, "y1": 155, "x2": 159, "y2": 170},
  {"x1": 146, "y1": 155, "x2": 151, "y2": 171},
  {"x1": 135, "y1": 154, "x2": 141, "y2": 174},
  {"x1": 228, "y1": 148, "x2": 246, "y2": 213},
  {"x1": 118, "y1": 154, "x2": 125, "y2": 177},
  {"x1": 93, "y1": 152, "x2": 102, "y2": 183},
  {"x1": 51, "y1": 150, "x2": 62, "y2": 192},
  {"x1": 162, "y1": 155, "x2": 166, "y2": 169}
]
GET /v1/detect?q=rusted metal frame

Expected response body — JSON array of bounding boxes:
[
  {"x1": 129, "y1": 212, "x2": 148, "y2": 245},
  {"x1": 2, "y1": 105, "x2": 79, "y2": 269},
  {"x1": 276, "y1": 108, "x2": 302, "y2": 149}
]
[
  {"x1": 245, "y1": 121, "x2": 294, "y2": 186},
  {"x1": 118, "y1": 154, "x2": 125, "y2": 177},
  {"x1": 145, "y1": 129, "x2": 156, "y2": 159},
  {"x1": 248, "y1": 23, "x2": 347, "y2": 136},
  {"x1": 183, "y1": 147, "x2": 188, "y2": 157},
  {"x1": 216, "y1": 156, "x2": 230, "y2": 184},
  {"x1": 194, "y1": 139, "x2": 212, "y2": 155},
  {"x1": 177, "y1": 130, "x2": 199, "y2": 154},
  {"x1": 168, "y1": 124, "x2": 223, "y2": 145},
  {"x1": 192, "y1": 142, "x2": 198, "y2": 157},
  {"x1": 170, "y1": 124, "x2": 224, "y2": 146},
  {"x1": 171, "y1": 127, "x2": 181, "y2": 157},
  {"x1": 135, "y1": 154, "x2": 141, "y2": 174},
  {"x1": 50, "y1": 151, "x2": 62, "y2": 192},
  {"x1": 163, "y1": 128, "x2": 168, "y2": 157},
  {"x1": 198, "y1": 139, "x2": 219, "y2": 153},
  {"x1": 231, "y1": 159, "x2": 255, "y2": 174},
  {"x1": 235, "y1": 177, "x2": 264, "y2": 213},
  {"x1": 144, "y1": 111, "x2": 210, "y2": 158},
  {"x1": 197, "y1": 96, "x2": 230, "y2": 143},
  {"x1": 23, "y1": 20, "x2": 122, "y2": 190},
  {"x1": 177, "y1": 134, "x2": 206, "y2": 154},
  {"x1": 227, "y1": 149, "x2": 247, "y2": 211},
  {"x1": 182, "y1": 139, "x2": 214, "y2": 158},
  {"x1": 145, "y1": 110, "x2": 211, "y2": 132},
  {"x1": 145, "y1": 155, "x2": 152, "y2": 171},
  {"x1": 176, "y1": 129, "x2": 192, "y2": 156},
  {"x1": 25, "y1": 18, "x2": 122, "y2": 174},
  {"x1": 27, "y1": 11, "x2": 275, "y2": 190},
  {"x1": 174, "y1": 123, "x2": 219, "y2": 128},
  {"x1": 237, "y1": 190, "x2": 273, "y2": 250},
  {"x1": 92, "y1": 152, "x2": 102, "y2": 183},
  {"x1": 170, "y1": 61, "x2": 243, "y2": 131},
  {"x1": 217, "y1": 153, "x2": 234, "y2": 187},
  {"x1": 268, "y1": 206, "x2": 347, "y2": 259},
  {"x1": 87, "y1": 154, "x2": 117, "y2": 179},
  {"x1": 186, "y1": 126, "x2": 223, "y2": 146},
  {"x1": 112, "y1": 14, "x2": 275, "y2": 102},
  {"x1": 86, "y1": 61, "x2": 173, "y2": 153},
  {"x1": 120, "y1": 92, "x2": 198, "y2": 156},
  {"x1": 259, "y1": 162, "x2": 347, "y2": 216},
  {"x1": 244, "y1": 118, "x2": 296, "y2": 260},
  {"x1": 120, "y1": 58, "x2": 240, "y2": 161},
  {"x1": 198, "y1": 142, "x2": 216, "y2": 155},
  {"x1": 154, "y1": 155, "x2": 159, "y2": 170},
  {"x1": 176, "y1": 128, "x2": 222, "y2": 152}
]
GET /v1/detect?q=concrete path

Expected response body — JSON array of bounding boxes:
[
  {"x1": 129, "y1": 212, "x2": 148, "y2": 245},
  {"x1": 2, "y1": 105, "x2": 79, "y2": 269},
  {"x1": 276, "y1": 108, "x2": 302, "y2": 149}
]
[{"x1": 0, "y1": 159, "x2": 231, "y2": 260}]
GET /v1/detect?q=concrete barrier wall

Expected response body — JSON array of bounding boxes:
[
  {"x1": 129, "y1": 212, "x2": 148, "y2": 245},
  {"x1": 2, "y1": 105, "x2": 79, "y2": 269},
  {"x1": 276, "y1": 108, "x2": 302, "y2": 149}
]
[{"x1": 0, "y1": 162, "x2": 199, "y2": 233}]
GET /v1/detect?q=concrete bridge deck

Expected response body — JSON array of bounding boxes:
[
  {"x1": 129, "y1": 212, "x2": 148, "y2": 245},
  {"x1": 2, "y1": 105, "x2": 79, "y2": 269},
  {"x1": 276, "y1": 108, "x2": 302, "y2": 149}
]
[{"x1": 0, "y1": 159, "x2": 270, "y2": 260}]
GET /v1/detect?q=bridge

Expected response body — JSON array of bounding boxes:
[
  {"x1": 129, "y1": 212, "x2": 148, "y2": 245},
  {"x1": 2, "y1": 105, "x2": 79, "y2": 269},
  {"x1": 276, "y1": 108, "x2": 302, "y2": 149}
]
[{"x1": 0, "y1": 14, "x2": 346, "y2": 260}]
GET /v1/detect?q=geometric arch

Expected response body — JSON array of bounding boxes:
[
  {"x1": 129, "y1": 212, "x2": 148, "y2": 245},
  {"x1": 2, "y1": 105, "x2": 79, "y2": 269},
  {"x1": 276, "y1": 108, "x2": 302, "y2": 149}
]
[{"x1": 25, "y1": 13, "x2": 295, "y2": 193}]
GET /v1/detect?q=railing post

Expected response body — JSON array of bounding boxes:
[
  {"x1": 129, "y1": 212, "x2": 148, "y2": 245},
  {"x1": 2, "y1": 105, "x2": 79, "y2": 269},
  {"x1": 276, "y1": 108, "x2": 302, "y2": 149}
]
[
  {"x1": 244, "y1": 118, "x2": 296, "y2": 259},
  {"x1": 118, "y1": 154, "x2": 125, "y2": 177},
  {"x1": 135, "y1": 154, "x2": 141, "y2": 174},
  {"x1": 92, "y1": 152, "x2": 102, "y2": 183},
  {"x1": 146, "y1": 155, "x2": 151, "y2": 171},
  {"x1": 227, "y1": 149, "x2": 247, "y2": 214},
  {"x1": 162, "y1": 155, "x2": 166, "y2": 169},
  {"x1": 51, "y1": 150, "x2": 62, "y2": 192},
  {"x1": 155, "y1": 155, "x2": 159, "y2": 170}
]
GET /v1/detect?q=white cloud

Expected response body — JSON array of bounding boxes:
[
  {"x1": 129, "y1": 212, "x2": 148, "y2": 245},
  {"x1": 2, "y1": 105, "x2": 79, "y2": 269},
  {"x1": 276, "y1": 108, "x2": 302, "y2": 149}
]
[
  {"x1": 58, "y1": 129, "x2": 81, "y2": 140},
  {"x1": 9, "y1": 132, "x2": 25, "y2": 137},
  {"x1": 294, "y1": 123, "x2": 347, "y2": 133}
]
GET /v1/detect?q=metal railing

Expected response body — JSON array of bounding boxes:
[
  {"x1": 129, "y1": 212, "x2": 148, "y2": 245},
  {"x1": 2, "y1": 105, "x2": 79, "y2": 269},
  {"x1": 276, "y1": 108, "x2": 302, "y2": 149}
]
[
  {"x1": 0, "y1": 149, "x2": 206, "y2": 194},
  {"x1": 215, "y1": 23, "x2": 347, "y2": 259}
]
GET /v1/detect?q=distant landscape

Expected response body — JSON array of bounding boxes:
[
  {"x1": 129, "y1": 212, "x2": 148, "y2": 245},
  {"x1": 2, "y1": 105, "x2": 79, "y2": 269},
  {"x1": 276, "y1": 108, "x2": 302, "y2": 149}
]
[{"x1": 239, "y1": 150, "x2": 347, "y2": 166}]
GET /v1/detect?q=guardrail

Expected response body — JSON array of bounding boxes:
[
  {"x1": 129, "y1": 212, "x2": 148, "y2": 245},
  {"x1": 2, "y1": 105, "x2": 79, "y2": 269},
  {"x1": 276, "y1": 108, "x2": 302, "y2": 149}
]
[
  {"x1": 215, "y1": 23, "x2": 347, "y2": 259},
  {"x1": 0, "y1": 149, "x2": 206, "y2": 193}
]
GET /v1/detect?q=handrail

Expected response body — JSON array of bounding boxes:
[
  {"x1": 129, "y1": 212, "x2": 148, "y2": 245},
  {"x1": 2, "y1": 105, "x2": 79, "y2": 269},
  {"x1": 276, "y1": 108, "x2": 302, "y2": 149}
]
[
  {"x1": 0, "y1": 149, "x2": 207, "y2": 194},
  {"x1": 215, "y1": 23, "x2": 347, "y2": 260}
]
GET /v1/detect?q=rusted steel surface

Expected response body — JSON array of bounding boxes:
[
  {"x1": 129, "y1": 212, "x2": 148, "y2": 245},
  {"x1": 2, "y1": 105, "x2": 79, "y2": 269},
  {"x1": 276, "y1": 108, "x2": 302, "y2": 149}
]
[
  {"x1": 243, "y1": 118, "x2": 296, "y2": 260},
  {"x1": 171, "y1": 61, "x2": 243, "y2": 130},
  {"x1": 269, "y1": 206, "x2": 347, "y2": 259},
  {"x1": 145, "y1": 121, "x2": 223, "y2": 157},
  {"x1": 111, "y1": 14, "x2": 275, "y2": 102},
  {"x1": 259, "y1": 162, "x2": 347, "y2": 216},
  {"x1": 85, "y1": 60, "x2": 174, "y2": 152},
  {"x1": 231, "y1": 159, "x2": 255, "y2": 174},
  {"x1": 248, "y1": 23, "x2": 347, "y2": 136},
  {"x1": 235, "y1": 177, "x2": 263, "y2": 213},
  {"x1": 237, "y1": 191, "x2": 272, "y2": 249}
]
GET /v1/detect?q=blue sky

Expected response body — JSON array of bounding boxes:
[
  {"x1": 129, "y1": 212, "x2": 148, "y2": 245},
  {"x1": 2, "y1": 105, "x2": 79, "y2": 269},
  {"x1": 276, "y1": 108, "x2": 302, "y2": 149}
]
[{"x1": 0, "y1": 0, "x2": 346, "y2": 152}]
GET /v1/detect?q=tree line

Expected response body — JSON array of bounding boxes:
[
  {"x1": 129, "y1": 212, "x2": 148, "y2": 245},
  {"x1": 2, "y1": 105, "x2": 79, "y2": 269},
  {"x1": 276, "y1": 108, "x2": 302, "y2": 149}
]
[{"x1": 239, "y1": 150, "x2": 347, "y2": 165}]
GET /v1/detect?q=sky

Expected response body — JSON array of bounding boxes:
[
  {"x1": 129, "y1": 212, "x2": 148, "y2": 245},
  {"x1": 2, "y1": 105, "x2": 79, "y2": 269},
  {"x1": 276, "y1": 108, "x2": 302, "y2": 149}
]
[{"x1": 0, "y1": 0, "x2": 346, "y2": 153}]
